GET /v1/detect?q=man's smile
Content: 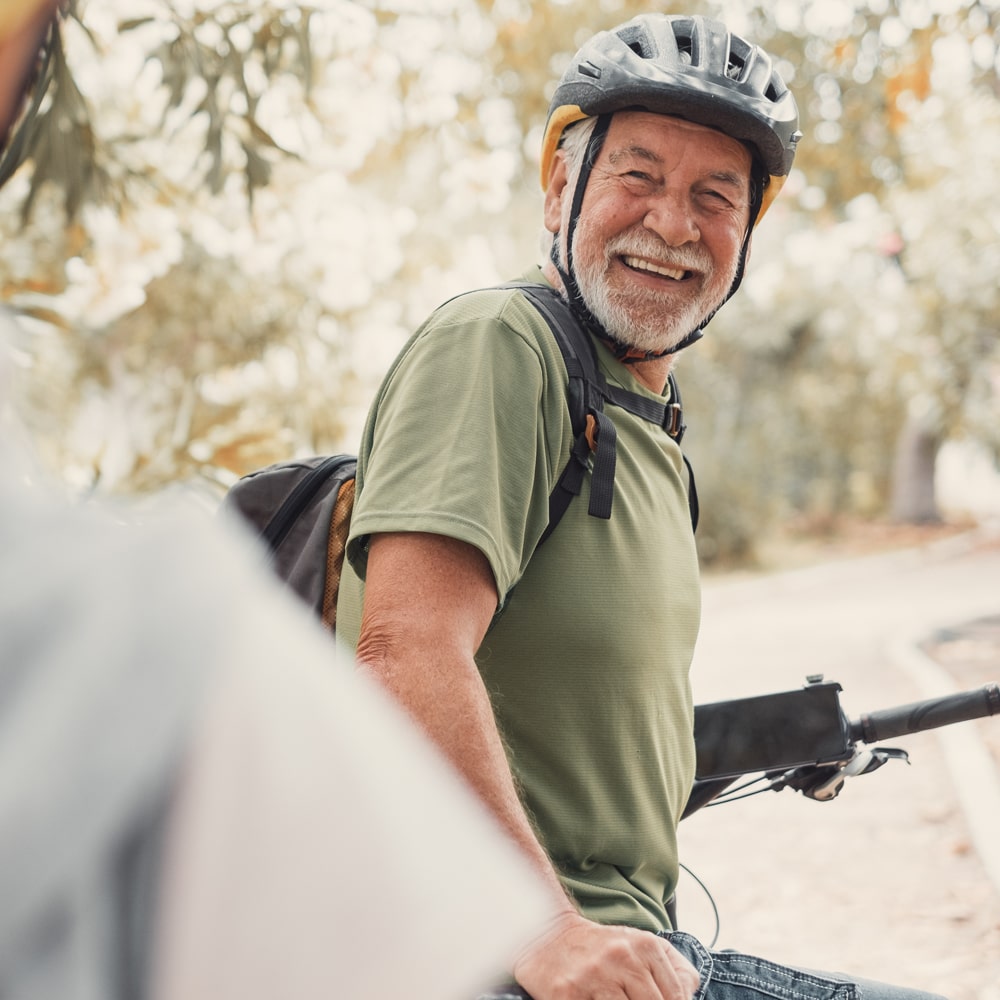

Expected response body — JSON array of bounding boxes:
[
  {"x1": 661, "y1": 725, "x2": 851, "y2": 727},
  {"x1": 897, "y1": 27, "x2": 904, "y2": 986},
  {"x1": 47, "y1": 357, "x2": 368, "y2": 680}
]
[{"x1": 620, "y1": 255, "x2": 691, "y2": 281}]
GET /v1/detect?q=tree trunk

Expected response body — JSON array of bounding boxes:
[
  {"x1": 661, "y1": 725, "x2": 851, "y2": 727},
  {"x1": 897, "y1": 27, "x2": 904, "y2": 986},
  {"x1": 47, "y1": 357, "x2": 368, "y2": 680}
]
[{"x1": 889, "y1": 413, "x2": 942, "y2": 523}]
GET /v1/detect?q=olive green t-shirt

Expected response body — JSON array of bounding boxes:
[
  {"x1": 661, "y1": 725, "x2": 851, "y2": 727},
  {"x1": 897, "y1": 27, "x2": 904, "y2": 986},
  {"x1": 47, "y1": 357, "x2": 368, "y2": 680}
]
[{"x1": 337, "y1": 269, "x2": 700, "y2": 932}]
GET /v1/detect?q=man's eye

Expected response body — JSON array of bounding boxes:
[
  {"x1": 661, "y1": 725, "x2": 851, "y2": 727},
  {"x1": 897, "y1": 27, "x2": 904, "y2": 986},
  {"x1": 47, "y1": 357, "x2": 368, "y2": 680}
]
[{"x1": 704, "y1": 190, "x2": 735, "y2": 207}]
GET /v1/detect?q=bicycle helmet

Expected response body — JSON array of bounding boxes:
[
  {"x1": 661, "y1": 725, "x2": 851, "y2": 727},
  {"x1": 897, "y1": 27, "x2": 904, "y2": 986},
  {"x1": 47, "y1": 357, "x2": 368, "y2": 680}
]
[
  {"x1": 541, "y1": 13, "x2": 800, "y2": 217},
  {"x1": 540, "y1": 14, "x2": 802, "y2": 358}
]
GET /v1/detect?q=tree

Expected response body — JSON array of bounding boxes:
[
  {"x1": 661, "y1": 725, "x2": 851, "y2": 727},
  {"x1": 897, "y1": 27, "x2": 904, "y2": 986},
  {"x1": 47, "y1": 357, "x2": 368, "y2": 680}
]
[
  {"x1": 2, "y1": 0, "x2": 998, "y2": 563},
  {"x1": 3, "y1": 0, "x2": 522, "y2": 492}
]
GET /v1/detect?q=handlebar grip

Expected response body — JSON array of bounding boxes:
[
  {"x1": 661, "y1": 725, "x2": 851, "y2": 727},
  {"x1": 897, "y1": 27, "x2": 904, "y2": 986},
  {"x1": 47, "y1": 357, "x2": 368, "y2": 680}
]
[{"x1": 850, "y1": 683, "x2": 1000, "y2": 744}]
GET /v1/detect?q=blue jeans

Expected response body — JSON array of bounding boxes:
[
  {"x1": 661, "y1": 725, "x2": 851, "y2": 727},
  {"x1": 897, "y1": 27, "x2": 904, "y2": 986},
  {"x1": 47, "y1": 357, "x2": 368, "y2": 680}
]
[{"x1": 478, "y1": 930, "x2": 947, "y2": 1000}]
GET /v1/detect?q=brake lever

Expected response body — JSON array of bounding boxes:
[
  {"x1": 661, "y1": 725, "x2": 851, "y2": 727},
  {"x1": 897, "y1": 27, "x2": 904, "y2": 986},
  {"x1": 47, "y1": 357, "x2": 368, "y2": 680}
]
[
  {"x1": 768, "y1": 746, "x2": 911, "y2": 802},
  {"x1": 857, "y1": 746, "x2": 909, "y2": 774}
]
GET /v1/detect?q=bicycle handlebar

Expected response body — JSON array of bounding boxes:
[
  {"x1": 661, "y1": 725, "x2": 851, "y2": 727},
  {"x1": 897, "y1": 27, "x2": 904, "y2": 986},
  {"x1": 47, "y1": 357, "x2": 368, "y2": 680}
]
[
  {"x1": 684, "y1": 680, "x2": 1000, "y2": 818},
  {"x1": 849, "y1": 683, "x2": 1000, "y2": 744}
]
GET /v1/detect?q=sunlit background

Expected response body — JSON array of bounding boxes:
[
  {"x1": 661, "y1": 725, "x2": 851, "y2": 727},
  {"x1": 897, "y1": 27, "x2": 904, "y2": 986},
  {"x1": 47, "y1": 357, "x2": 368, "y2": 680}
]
[{"x1": 2, "y1": 0, "x2": 998, "y2": 566}]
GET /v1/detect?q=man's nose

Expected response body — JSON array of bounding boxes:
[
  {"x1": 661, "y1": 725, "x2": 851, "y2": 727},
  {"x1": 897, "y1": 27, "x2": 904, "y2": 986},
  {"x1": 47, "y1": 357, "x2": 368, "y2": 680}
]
[{"x1": 642, "y1": 193, "x2": 700, "y2": 246}]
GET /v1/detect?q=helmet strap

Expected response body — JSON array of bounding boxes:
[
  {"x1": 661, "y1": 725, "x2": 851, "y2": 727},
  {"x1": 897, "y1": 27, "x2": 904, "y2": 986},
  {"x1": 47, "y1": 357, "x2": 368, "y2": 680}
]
[
  {"x1": 549, "y1": 113, "x2": 611, "y2": 327},
  {"x1": 686, "y1": 161, "x2": 767, "y2": 335}
]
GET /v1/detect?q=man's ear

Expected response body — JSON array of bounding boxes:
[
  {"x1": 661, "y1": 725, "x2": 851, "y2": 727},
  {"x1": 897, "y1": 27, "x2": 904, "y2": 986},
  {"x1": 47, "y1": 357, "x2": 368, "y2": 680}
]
[{"x1": 542, "y1": 151, "x2": 569, "y2": 236}]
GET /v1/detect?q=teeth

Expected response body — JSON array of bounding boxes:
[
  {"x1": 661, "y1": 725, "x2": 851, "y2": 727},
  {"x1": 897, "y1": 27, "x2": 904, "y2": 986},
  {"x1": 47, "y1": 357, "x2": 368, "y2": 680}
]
[{"x1": 623, "y1": 256, "x2": 686, "y2": 280}]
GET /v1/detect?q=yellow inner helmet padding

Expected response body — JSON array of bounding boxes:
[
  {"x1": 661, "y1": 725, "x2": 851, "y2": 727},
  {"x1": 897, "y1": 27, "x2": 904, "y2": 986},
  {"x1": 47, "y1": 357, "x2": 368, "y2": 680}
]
[
  {"x1": 539, "y1": 104, "x2": 588, "y2": 191},
  {"x1": 757, "y1": 172, "x2": 785, "y2": 222}
]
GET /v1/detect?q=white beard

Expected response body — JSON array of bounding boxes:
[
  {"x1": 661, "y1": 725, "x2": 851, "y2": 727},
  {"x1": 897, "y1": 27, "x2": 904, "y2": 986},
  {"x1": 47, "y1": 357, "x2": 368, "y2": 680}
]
[{"x1": 571, "y1": 225, "x2": 738, "y2": 355}]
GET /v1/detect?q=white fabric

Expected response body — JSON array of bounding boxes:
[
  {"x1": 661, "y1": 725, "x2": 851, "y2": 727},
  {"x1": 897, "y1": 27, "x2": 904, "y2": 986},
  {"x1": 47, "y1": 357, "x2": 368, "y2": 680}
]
[
  {"x1": 0, "y1": 320, "x2": 551, "y2": 1000},
  {"x1": 153, "y1": 545, "x2": 552, "y2": 1000}
]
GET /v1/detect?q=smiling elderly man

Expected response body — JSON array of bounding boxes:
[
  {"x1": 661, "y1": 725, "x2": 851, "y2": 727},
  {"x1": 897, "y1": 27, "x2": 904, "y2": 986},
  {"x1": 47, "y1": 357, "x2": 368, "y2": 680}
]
[{"x1": 337, "y1": 13, "x2": 948, "y2": 1000}]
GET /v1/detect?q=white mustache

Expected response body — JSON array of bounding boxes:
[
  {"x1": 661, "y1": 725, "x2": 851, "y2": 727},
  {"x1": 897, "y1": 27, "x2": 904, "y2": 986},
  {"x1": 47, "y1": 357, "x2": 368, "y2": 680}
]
[{"x1": 604, "y1": 232, "x2": 710, "y2": 273}]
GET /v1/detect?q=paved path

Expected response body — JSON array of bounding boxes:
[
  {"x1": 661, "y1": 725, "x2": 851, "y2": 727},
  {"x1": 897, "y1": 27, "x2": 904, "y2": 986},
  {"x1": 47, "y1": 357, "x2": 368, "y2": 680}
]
[{"x1": 677, "y1": 530, "x2": 1000, "y2": 1000}]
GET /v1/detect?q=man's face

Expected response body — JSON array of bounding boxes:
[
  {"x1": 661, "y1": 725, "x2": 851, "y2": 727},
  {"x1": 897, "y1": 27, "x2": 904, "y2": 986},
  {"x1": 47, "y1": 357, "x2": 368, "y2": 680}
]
[{"x1": 545, "y1": 111, "x2": 752, "y2": 356}]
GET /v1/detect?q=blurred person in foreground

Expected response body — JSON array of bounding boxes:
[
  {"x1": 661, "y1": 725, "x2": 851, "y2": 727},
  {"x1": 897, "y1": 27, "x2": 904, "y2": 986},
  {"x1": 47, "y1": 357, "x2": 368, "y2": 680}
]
[
  {"x1": 336, "y1": 13, "x2": 949, "y2": 1000},
  {"x1": 0, "y1": 4, "x2": 551, "y2": 999}
]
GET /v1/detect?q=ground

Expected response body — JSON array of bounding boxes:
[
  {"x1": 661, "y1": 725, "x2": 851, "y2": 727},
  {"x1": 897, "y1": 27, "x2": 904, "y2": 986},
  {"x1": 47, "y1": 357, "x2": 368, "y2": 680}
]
[
  {"x1": 729, "y1": 516, "x2": 979, "y2": 577},
  {"x1": 757, "y1": 517, "x2": 1000, "y2": 775},
  {"x1": 677, "y1": 521, "x2": 1000, "y2": 1000}
]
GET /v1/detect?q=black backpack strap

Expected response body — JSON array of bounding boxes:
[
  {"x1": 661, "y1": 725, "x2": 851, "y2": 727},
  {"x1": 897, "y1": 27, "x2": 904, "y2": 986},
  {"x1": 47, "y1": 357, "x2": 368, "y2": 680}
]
[
  {"x1": 506, "y1": 283, "x2": 698, "y2": 536},
  {"x1": 682, "y1": 453, "x2": 699, "y2": 532},
  {"x1": 604, "y1": 377, "x2": 685, "y2": 442},
  {"x1": 508, "y1": 285, "x2": 619, "y2": 534}
]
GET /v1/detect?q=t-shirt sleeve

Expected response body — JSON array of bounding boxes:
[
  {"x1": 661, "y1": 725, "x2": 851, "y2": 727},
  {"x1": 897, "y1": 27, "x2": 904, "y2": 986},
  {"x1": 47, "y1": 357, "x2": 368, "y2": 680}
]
[{"x1": 347, "y1": 295, "x2": 567, "y2": 601}]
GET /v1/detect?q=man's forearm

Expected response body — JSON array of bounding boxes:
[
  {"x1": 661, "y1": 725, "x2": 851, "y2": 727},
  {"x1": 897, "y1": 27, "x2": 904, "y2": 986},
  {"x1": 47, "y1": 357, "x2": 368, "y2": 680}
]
[
  {"x1": 354, "y1": 532, "x2": 574, "y2": 911},
  {"x1": 357, "y1": 637, "x2": 574, "y2": 914}
]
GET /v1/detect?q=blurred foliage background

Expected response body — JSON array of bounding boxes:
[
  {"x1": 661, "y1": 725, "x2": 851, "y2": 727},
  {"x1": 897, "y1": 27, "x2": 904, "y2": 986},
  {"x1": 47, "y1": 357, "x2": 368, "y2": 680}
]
[{"x1": 1, "y1": 0, "x2": 998, "y2": 566}]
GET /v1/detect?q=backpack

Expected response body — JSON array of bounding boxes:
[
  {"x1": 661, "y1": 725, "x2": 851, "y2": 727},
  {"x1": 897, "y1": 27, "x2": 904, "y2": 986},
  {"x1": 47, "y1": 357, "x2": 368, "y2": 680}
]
[{"x1": 219, "y1": 283, "x2": 697, "y2": 634}]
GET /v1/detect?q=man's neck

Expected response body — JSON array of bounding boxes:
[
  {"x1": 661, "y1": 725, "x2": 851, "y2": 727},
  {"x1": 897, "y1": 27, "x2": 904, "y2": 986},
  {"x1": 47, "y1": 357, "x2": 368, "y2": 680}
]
[{"x1": 628, "y1": 355, "x2": 675, "y2": 395}]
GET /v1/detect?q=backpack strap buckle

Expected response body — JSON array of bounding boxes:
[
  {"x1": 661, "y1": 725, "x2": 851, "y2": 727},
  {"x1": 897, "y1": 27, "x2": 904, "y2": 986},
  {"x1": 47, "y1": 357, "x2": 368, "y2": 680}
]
[{"x1": 665, "y1": 401, "x2": 683, "y2": 440}]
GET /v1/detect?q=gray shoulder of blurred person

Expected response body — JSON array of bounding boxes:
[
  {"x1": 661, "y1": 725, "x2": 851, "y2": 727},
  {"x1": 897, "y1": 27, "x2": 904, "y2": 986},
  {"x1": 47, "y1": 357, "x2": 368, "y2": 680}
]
[
  {"x1": 0, "y1": 314, "x2": 263, "y2": 998},
  {"x1": 0, "y1": 397, "x2": 241, "y2": 996},
  {"x1": 0, "y1": 315, "x2": 553, "y2": 1000}
]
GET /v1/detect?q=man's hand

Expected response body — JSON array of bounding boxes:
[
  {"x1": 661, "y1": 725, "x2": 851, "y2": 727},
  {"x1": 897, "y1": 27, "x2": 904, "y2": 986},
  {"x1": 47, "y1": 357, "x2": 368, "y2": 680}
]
[{"x1": 513, "y1": 911, "x2": 700, "y2": 1000}]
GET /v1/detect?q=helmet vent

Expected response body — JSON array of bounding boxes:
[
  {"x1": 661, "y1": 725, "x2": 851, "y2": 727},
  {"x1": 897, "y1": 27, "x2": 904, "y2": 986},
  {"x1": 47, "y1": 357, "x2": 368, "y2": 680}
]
[
  {"x1": 616, "y1": 24, "x2": 655, "y2": 60},
  {"x1": 542, "y1": 14, "x2": 801, "y2": 185}
]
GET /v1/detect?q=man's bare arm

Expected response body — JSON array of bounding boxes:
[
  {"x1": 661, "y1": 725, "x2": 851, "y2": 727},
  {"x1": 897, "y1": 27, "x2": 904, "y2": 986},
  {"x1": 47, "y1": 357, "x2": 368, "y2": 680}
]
[{"x1": 356, "y1": 532, "x2": 566, "y2": 903}]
